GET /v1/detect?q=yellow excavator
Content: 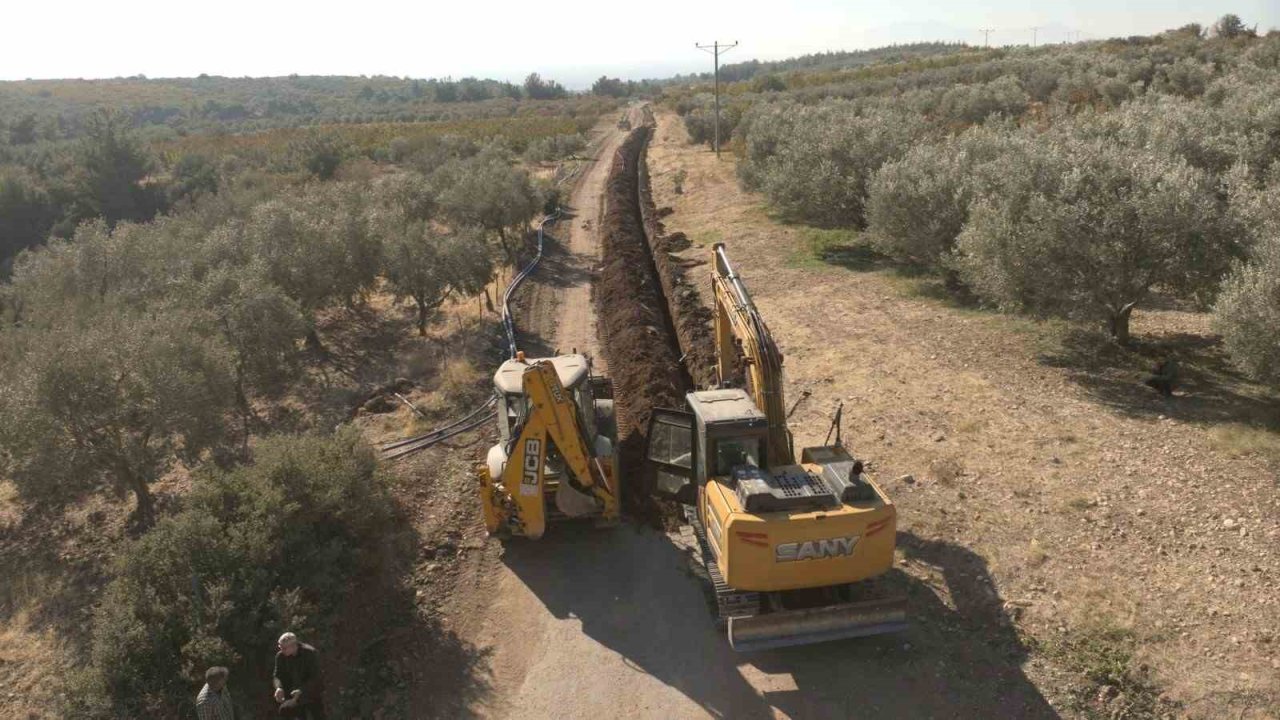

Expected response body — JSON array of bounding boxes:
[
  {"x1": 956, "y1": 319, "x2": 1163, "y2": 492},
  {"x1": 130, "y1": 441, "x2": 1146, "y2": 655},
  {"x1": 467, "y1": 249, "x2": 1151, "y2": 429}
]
[
  {"x1": 478, "y1": 352, "x2": 620, "y2": 539},
  {"x1": 646, "y1": 243, "x2": 906, "y2": 651}
]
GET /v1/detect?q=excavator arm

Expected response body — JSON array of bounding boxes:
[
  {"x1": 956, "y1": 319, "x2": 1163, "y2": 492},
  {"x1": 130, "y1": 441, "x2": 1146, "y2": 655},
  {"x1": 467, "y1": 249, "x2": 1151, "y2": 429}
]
[
  {"x1": 479, "y1": 360, "x2": 619, "y2": 539},
  {"x1": 711, "y1": 242, "x2": 794, "y2": 465}
]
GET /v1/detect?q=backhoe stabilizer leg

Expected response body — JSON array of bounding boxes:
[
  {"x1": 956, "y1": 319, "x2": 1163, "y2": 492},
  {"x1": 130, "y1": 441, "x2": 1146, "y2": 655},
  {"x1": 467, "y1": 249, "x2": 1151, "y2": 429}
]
[{"x1": 477, "y1": 465, "x2": 507, "y2": 534}]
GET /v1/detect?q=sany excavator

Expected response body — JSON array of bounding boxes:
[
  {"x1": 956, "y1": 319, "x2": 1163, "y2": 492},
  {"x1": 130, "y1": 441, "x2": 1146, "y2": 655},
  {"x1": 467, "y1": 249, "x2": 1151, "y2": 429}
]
[
  {"x1": 478, "y1": 353, "x2": 620, "y2": 538},
  {"x1": 646, "y1": 243, "x2": 906, "y2": 651}
]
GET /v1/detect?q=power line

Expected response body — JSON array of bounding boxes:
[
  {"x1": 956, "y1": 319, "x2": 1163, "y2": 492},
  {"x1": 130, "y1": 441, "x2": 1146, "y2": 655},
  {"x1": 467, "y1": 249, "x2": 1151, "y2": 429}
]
[{"x1": 695, "y1": 40, "x2": 738, "y2": 159}]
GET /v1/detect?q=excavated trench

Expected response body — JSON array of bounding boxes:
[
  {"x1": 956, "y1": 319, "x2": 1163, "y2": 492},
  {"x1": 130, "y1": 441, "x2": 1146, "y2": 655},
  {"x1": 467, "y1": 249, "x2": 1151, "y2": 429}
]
[{"x1": 595, "y1": 114, "x2": 717, "y2": 522}]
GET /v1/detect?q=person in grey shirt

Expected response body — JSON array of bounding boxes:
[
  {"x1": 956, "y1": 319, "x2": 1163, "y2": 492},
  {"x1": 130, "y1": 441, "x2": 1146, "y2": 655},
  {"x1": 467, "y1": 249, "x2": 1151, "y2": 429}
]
[{"x1": 196, "y1": 666, "x2": 234, "y2": 720}]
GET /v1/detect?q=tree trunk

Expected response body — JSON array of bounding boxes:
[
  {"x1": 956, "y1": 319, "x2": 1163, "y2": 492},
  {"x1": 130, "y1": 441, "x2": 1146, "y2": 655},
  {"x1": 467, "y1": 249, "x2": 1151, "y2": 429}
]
[
  {"x1": 1108, "y1": 302, "x2": 1136, "y2": 345},
  {"x1": 416, "y1": 301, "x2": 429, "y2": 337},
  {"x1": 304, "y1": 328, "x2": 325, "y2": 353},
  {"x1": 485, "y1": 288, "x2": 495, "y2": 313},
  {"x1": 127, "y1": 472, "x2": 156, "y2": 530},
  {"x1": 497, "y1": 228, "x2": 518, "y2": 266}
]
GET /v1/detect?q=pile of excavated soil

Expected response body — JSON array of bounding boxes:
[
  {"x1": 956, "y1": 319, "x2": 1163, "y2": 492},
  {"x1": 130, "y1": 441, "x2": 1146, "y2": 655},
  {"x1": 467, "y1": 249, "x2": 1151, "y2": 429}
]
[
  {"x1": 596, "y1": 125, "x2": 690, "y2": 523},
  {"x1": 637, "y1": 137, "x2": 718, "y2": 388}
]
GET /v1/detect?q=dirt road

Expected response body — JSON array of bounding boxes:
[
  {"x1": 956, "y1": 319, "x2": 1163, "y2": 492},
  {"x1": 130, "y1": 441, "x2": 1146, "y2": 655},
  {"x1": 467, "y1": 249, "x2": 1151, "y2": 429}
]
[{"x1": 512, "y1": 111, "x2": 634, "y2": 367}]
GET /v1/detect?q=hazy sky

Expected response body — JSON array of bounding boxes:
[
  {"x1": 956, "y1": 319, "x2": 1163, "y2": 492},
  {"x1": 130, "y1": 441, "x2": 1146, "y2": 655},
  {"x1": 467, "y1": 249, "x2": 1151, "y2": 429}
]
[{"x1": 4, "y1": 1, "x2": 1276, "y2": 87}]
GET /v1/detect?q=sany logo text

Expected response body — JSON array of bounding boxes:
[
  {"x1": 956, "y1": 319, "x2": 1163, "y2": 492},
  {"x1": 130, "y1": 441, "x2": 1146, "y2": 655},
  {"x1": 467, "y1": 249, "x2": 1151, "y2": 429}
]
[{"x1": 775, "y1": 536, "x2": 859, "y2": 562}]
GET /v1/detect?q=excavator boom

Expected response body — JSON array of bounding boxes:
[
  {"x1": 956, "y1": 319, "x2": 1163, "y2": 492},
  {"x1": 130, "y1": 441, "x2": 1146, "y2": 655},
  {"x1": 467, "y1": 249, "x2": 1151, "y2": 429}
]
[{"x1": 712, "y1": 243, "x2": 793, "y2": 465}]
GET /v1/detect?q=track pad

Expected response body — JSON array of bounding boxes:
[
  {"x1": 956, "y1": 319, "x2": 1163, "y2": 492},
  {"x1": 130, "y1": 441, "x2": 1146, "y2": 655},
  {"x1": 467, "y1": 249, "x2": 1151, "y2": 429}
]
[{"x1": 555, "y1": 481, "x2": 599, "y2": 517}]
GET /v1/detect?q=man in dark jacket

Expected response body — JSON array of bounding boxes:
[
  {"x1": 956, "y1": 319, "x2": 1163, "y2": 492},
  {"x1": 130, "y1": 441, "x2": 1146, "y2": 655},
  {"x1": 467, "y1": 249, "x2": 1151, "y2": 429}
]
[{"x1": 272, "y1": 632, "x2": 325, "y2": 719}]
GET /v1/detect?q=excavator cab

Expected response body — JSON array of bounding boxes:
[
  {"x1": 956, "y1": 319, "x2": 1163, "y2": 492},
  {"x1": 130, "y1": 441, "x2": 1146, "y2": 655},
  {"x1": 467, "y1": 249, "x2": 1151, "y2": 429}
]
[{"x1": 649, "y1": 389, "x2": 770, "y2": 501}]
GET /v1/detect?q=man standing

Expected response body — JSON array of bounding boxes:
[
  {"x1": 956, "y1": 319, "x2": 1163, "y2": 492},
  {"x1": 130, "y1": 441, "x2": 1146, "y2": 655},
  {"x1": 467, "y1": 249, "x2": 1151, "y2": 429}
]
[
  {"x1": 196, "y1": 666, "x2": 234, "y2": 720},
  {"x1": 272, "y1": 632, "x2": 326, "y2": 719}
]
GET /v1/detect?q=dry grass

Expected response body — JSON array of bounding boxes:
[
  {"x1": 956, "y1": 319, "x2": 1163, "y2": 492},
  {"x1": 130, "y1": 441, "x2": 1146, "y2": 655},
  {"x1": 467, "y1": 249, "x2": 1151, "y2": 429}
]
[
  {"x1": 928, "y1": 455, "x2": 965, "y2": 485},
  {"x1": 1209, "y1": 423, "x2": 1280, "y2": 460},
  {"x1": 1026, "y1": 538, "x2": 1049, "y2": 568},
  {"x1": 0, "y1": 604, "x2": 63, "y2": 720}
]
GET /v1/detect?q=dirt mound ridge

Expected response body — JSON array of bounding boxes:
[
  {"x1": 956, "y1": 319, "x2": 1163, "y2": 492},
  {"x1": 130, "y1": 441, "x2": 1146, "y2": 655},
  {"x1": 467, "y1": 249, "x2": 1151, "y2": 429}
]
[{"x1": 637, "y1": 140, "x2": 717, "y2": 387}]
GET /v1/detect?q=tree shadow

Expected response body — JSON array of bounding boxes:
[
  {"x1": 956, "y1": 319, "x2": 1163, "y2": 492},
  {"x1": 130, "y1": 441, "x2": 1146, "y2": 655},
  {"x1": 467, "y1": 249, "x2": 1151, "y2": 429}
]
[
  {"x1": 287, "y1": 500, "x2": 494, "y2": 720},
  {"x1": 526, "y1": 232, "x2": 593, "y2": 291},
  {"x1": 1039, "y1": 326, "x2": 1280, "y2": 427},
  {"x1": 498, "y1": 522, "x2": 1056, "y2": 719},
  {"x1": 0, "y1": 498, "x2": 121, "y2": 655}
]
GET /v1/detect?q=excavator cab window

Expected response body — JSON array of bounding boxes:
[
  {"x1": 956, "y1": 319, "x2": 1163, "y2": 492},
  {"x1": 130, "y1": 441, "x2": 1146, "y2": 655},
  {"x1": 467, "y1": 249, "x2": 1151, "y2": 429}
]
[
  {"x1": 498, "y1": 394, "x2": 528, "y2": 443},
  {"x1": 646, "y1": 408, "x2": 695, "y2": 501},
  {"x1": 713, "y1": 437, "x2": 762, "y2": 476},
  {"x1": 574, "y1": 384, "x2": 596, "y2": 439}
]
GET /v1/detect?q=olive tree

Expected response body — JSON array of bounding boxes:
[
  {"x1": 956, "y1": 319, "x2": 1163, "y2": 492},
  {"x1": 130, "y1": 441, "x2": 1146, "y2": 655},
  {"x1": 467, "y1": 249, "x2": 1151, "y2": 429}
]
[
  {"x1": 433, "y1": 147, "x2": 540, "y2": 264},
  {"x1": 381, "y1": 224, "x2": 492, "y2": 335},
  {"x1": 1213, "y1": 235, "x2": 1280, "y2": 387},
  {"x1": 866, "y1": 123, "x2": 1028, "y2": 268},
  {"x1": 240, "y1": 184, "x2": 381, "y2": 339},
  {"x1": 738, "y1": 100, "x2": 927, "y2": 227},
  {"x1": 0, "y1": 312, "x2": 236, "y2": 527},
  {"x1": 189, "y1": 262, "x2": 307, "y2": 433},
  {"x1": 952, "y1": 139, "x2": 1230, "y2": 343}
]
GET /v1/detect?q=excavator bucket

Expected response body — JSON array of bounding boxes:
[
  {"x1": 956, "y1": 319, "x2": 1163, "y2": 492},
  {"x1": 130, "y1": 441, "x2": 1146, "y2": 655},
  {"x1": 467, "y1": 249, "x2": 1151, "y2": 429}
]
[{"x1": 726, "y1": 597, "x2": 907, "y2": 652}]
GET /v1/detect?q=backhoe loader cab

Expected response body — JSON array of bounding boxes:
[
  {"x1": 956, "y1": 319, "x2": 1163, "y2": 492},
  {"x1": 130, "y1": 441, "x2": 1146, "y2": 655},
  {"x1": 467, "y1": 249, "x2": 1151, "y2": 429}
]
[
  {"x1": 478, "y1": 353, "x2": 620, "y2": 540},
  {"x1": 492, "y1": 354, "x2": 594, "y2": 443}
]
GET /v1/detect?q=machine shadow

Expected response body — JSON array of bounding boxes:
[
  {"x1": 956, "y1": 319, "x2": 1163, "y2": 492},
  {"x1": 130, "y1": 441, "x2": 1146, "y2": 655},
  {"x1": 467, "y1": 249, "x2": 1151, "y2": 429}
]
[{"x1": 500, "y1": 522, "x2": 1057, "y2": 719}]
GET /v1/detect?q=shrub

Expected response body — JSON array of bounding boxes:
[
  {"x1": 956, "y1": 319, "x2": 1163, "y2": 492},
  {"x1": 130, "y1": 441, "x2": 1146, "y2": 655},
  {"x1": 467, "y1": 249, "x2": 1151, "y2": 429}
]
[
  {"x1": 1214, "y1": 235, "x2": 1280, "y2": 387},
  {"x1": 738, "y1": 99, "x2": 927, "y2": 227},
  {"x1": 523, "y1": 133, "x2": 587, "y2": 162},
  {"x1": 64, "y1": 429, "x2": 394, "y2": 719},
  {"x1": 287, "y1": 131, "x2": 348, "y2": 180},
  {"x1": 866, "y1": 122, "x2": 1025, "y2": 267}
]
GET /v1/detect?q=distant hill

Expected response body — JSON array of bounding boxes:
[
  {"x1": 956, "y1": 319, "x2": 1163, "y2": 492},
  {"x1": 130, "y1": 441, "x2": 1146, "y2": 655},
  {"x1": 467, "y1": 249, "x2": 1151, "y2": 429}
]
[{"x1": 662, "y1": 42, "x2": 972, "y2": 84}]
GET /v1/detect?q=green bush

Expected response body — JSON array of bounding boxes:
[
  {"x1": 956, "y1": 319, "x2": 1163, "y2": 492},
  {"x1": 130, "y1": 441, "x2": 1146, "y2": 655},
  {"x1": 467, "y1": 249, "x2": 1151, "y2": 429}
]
[
  {"x1": 738, "y1": 99, "x2": 927, "y2": 227},
  {"x1": 866, "y1": 122, "x2": 1024, "y2": 268},
  {"x1": 1214, "y1": 235, "x2": 1280, "y2": 387},
  {"x1": 952, "y1": 137, "x2": 1232, "y2": 343},
  {"x1": 64, "y1": 429, "x2": 394, "y2": 719}
]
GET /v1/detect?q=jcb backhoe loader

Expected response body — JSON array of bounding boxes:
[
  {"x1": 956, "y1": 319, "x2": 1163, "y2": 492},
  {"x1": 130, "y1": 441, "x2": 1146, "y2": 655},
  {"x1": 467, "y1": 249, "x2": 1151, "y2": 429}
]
[
  {"x1": 478, "y1": 352, "x2": 620, "y2": 539},
  {"x1": 647, "y1": 243, "x2": 906, "y2": 651}
]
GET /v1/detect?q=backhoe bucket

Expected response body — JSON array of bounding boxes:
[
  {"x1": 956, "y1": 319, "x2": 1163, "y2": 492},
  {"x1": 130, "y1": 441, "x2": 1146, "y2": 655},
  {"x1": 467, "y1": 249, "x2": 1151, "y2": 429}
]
[{"x1": 727, "y1": 596, "x2": 907, "y2": 652}]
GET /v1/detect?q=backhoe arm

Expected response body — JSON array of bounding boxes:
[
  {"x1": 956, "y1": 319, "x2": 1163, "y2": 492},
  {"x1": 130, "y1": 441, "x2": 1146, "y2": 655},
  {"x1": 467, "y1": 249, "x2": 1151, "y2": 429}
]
[{"x1": 490, "y1": 361, "x2": 618, "y2": 539}]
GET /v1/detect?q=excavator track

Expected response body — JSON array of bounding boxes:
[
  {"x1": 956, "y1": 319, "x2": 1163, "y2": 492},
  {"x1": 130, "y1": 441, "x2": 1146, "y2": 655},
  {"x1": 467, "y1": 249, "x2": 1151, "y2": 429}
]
[{"x1": 682, "y1": 505, "x2": 760, "y2": 627}]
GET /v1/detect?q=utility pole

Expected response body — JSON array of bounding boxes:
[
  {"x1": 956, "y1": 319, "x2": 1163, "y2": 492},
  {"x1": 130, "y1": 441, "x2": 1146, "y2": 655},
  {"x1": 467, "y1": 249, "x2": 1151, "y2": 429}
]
[
  {"x1": 1030, "y1": 26, "x2": 1040, "y2": 47},
  {"x1": 696, "y1": 40, "x2": 738, "y2": 158},
  {"x1": 979, "y1": 27, "x2": 994, "y2": 47}
]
